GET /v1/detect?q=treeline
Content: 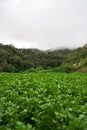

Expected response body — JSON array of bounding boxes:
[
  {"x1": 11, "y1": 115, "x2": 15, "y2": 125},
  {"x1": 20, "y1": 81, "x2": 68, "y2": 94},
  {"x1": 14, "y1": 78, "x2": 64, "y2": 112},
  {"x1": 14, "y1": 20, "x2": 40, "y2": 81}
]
[
  {"x1": 1, "y1": 43, "x2": 87, "y2": 72},
  {"x1": 0, "y1": 43, "x2": 66, "y2": 72}
]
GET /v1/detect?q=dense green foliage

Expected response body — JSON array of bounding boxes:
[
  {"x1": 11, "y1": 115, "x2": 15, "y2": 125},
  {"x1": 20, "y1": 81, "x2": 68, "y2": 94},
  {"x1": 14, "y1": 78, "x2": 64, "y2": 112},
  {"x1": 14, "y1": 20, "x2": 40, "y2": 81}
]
[
  {"x1": 0, "y1": 72, "x2": 87, "y2": 130},
  {"x1": 0, "y1": 43, "x2": 87, "y2": 72},
  {"x1": 0, "y1": 44, "x2": 64, "y2": 72},
  {"x1": 64, "y1": 45, "x2": 87, "y2": 72}
]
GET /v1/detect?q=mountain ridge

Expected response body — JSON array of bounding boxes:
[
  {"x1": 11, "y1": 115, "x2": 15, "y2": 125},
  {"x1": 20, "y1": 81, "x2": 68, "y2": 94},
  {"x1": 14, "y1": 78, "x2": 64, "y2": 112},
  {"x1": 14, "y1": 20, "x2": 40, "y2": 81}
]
[{"x1": 0, "y1": 43, "x2": 87, "y2": 72}]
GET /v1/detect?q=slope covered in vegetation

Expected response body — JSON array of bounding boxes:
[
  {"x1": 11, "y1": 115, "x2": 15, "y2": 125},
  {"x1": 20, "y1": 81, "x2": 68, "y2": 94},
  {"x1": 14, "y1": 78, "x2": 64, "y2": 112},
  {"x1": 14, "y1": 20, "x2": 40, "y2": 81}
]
[
  {"x1": 64, "y1": 44, "x2": 87, "y2": 72},
  {"x1": 0, "y1": 43, "x2": 64, "y2": 72},
  {"x1": 0, "y1": 43, "x2": 87, "y2": 72}
]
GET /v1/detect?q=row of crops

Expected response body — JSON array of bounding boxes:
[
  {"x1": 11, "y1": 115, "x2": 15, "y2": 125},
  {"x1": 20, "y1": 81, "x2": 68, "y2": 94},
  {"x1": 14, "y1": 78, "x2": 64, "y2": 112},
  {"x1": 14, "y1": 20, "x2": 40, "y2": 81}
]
[{"x1": 0, "y1": 72, "x2": 87, "y2": 130}]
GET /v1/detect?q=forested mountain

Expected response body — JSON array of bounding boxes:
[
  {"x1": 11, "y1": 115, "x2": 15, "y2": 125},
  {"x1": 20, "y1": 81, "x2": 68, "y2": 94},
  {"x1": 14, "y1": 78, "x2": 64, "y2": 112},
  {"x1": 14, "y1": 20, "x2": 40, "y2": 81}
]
[
  {"x1": 0, "y1": 43, "x2": 87, "y2": 72},
  {"x1": 0, "y1": 43, "x2": 64, "y2": 72},
  {"x1": 64, "y1": 44, "x2": 87, "y2": 72}
]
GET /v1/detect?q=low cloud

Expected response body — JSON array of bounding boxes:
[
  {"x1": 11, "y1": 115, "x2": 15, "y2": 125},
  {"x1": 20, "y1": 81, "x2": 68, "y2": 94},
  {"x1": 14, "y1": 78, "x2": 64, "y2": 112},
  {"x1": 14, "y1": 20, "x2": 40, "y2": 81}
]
[{"x1": 0, "y1": 0, "x2": 87, "y2": 49}]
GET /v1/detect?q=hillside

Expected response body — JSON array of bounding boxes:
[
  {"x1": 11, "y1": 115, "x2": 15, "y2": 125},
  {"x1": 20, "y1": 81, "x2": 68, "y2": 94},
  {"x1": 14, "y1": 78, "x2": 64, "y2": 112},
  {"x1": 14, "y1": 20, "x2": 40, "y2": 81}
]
[
  {"x1": 64, "y1": 44, "x2": 87, "y2": 72},
  {"x1": 0, "y1": 43, "x2": 64, "y2": 72},
  {"x1": 0, "y1": 43, "x2": 87, "y2": 72}
]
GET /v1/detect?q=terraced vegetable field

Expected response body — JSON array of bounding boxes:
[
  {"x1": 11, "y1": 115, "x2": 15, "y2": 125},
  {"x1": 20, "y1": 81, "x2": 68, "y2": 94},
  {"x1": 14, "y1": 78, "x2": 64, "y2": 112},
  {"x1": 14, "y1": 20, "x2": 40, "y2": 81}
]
[{"x1": 0, "y1": 72, "x2": 87, "y2": 130}]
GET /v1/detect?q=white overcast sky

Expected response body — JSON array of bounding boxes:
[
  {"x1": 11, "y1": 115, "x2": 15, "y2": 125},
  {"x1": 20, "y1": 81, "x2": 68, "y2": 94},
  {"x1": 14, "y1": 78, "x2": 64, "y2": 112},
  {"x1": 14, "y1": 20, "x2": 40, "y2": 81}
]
[{"x1": 0, "y1": 0, "x2": 87, "y2": 50}]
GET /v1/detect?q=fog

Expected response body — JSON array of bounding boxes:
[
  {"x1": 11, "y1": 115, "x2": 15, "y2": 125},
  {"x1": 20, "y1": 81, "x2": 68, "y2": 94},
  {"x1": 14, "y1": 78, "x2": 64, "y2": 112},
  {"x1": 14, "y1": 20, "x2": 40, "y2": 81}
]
[{"x1": 0, "y1": 0, "x2": 87, "y2": 49}]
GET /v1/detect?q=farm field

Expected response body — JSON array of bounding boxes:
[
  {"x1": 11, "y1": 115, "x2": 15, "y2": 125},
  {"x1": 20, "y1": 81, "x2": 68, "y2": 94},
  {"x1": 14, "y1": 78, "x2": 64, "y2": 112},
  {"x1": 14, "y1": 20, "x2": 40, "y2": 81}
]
[{"x1": 0, "y1": 72, "x2": 87, "y2": 130}]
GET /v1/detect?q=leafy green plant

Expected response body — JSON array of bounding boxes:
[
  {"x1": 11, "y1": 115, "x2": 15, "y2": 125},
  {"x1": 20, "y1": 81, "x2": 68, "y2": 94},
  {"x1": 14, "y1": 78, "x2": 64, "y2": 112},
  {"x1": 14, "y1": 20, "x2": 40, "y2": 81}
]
[{"x1": 0, "y1": 72, "x2": 87, "y2": 130}]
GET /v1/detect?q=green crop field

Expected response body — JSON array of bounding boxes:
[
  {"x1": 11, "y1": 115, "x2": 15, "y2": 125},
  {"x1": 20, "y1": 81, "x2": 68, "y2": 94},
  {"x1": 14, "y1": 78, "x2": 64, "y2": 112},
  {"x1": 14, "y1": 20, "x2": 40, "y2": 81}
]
[{"x1": 0, "y1": 72, "x2": 87, "y2": 130}]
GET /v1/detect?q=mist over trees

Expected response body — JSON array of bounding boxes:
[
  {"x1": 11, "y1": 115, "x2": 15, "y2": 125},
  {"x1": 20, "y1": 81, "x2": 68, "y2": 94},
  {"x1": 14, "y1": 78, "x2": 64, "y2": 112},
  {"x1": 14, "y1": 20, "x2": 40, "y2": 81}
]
[
  {"x1": 0, "y1": 44, "x2": 65, "y2": 72},
  {"x1": 0, "y1": 43, "x2": 87, "y2": 72}
]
